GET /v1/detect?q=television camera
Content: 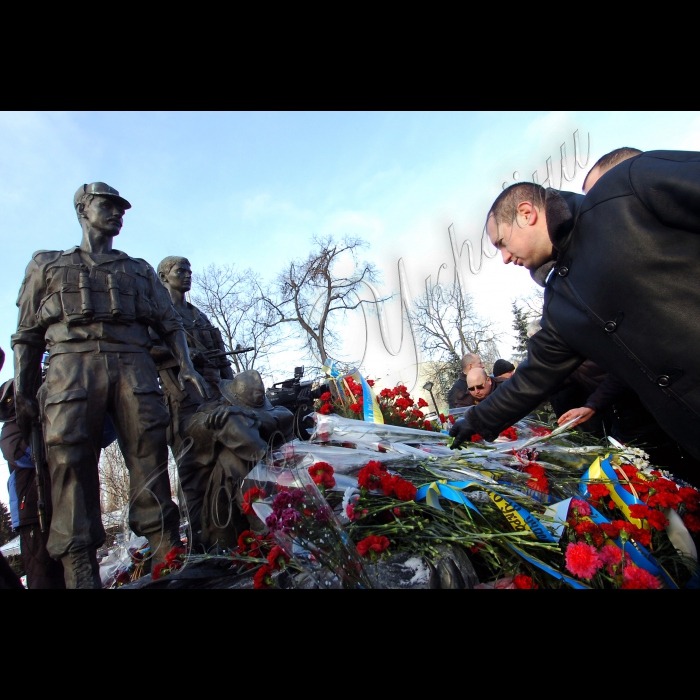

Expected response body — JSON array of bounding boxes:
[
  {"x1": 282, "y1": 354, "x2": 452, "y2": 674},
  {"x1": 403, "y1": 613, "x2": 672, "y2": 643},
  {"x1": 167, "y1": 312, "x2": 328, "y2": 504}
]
[{"x1": 266, "y1": 366, "x2": 329, "y2": 440}]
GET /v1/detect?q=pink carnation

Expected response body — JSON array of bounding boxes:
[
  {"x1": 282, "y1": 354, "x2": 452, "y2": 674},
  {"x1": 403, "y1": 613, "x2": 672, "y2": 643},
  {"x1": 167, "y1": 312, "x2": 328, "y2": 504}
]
[
  {"x1": 570, "y1": 498, "x2": 592, "y2": 517},
  {"x1": 565, "y1": 542, "x2": 602, "y2": 580}
]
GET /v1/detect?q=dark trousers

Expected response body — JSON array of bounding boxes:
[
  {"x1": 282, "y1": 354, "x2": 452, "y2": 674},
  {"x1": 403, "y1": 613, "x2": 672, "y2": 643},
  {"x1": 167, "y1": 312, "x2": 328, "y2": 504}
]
[
  {"x1": 19, "y1": 523, "x2": 66, "y2": 589},
  {"x1": 39, "y1": 351, "x2": 180, "y2": 559}
]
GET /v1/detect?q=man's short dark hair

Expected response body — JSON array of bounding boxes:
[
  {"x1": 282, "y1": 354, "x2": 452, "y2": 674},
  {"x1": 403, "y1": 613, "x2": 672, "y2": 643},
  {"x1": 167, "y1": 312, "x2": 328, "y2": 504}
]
[
  {"x1": 583, "y1": 147, "x2": 642, "y2": 190},
  {"x1": 488, "y1": 182, "x2": 547, "y2": 226}
]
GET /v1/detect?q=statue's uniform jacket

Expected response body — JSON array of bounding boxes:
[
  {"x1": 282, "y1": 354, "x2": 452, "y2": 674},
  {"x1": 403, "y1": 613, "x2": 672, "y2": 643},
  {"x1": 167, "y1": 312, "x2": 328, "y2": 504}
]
[{"x1": 12, "y1": 247, "x2": 185, "y2": 559}]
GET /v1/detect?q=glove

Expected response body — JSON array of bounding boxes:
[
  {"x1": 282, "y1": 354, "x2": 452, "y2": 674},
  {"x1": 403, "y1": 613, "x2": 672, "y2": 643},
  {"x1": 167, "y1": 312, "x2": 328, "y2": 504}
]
[{"x1": 448, "y1": 407, "x2": 480, "y2": 450}]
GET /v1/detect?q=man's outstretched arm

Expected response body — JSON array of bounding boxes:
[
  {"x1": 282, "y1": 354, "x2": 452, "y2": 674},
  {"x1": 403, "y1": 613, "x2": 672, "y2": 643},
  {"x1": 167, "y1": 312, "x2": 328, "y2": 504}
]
[{"x1": 451, "y1": 325, "x2": 583, "y2": 447}]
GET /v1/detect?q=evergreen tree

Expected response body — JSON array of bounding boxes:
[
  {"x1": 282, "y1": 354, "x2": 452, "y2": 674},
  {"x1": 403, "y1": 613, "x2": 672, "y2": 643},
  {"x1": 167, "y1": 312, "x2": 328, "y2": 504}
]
[
  {"x1": 511, "y1": 301, "x2": 529, "y2": 362},
  {"x1": 0, "y1": 501, "x2": 13, "y2": 546}
]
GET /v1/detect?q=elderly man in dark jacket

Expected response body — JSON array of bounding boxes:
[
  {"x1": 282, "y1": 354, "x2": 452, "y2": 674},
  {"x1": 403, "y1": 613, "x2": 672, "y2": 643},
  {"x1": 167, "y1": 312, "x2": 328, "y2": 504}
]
[{"x1": 450, "y1": 150, "x2": 700, "y2": 482}]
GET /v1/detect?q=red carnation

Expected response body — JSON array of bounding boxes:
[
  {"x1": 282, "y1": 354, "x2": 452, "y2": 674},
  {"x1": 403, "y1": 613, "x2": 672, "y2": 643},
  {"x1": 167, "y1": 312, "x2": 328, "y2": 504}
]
[
  {"x1": 319, "y1": 402, "x2": 333, "y2": 414},
  {"x1": 600, "y1": 522, "x2": 620, "y2": 543},
  {"x1": 470, "y1": 433, "x2": 483, "y2": 442},
  {"x1": 367, "y1": 379, "x2": 375, "y2": 387},
  {"x1": 164, "y1": 546, "x2": 186, "y2": 569},
  {"x1": 629, "y1": 504, "x2": 651, "y2": 521},
  {"x1": 530, "y1": 426, "x2": 552, "y2": 437},
  {"x1": 565, "y1": 542, "x2": 602, "y2": 580},
  {"x1": 394, "y1": 479, "x2": 417, "y2": 502},
  {"x1": 499, "y1": 427, "x2": 518, "y2": 441},
  {"x1": 267, "y1": 545, "x2": 290, "y2": 570},
  {"x1": 238, "y1": 530, "x2": 259, "y2": 550},
  {"x1": 617, "y1": 464, "x2": 639, "y2": 480},
  {"x1": 349, "y1": 403, "x2": 362, "y2": 414},
  {"x1": 679, "y1": 487, "x2": 700, "y2": 512},
  {"x1": 653, "y1": 477, "x2": 678, "y2": 493},
  {"x1": 380, "y1": 388, "x2": 394, "y2": 398},
  {"x1": 448, "y1": 415, "x2": 456, "y2": 424},
  {"x1": 152, "y1": 562, "x2": 169, "y2": 580},
  {"x1": 253, "y1": 564, "x2": 274, "y2": 589},
  {"x1": 573, "y1": 520, "x2": 604, "y2": 547},
  {"x1": 587, "y1": 483, "x2": 610, "y2": 501},
  {"x1": 395, "y1": 397, "x2": 412, "y2": 410},
  {"x1": 319, "y1": 392, "x2": 332, "y2": 401},
  {"x1": 513, "y1": 574, "x2": 538, "y2": 589},
  {"x1": 358, "y1": 461, "x2": 387, "y2": 491},
  {"x1": 523, "y1": 464, "x2": 549, "y2": 494},
  {"x1": 682, "y1": 513, "x2": 700, "y2": 533},
  {"x1": 242, "y1": 486, "x2": 266, "y2": 515},
  {"x1": 417, "y1": 397, "x2": 429, "y2": 408},
  {"x1": 646, "y1": 509, "x2": 669, "y2": 531},
  {"x1": 629, "y1": 524, "x2": 652, "y2": 547},
  {"x1": 439, "y1": 413, "x2": 446, "y2": 423},
  {"x1": 380, "y1": 473, "x2": 400, "y2": 497},
  {"x1": 621, "y1": 565, "x2": 660, "y2": 589},
  {"x1": 423, "y1": 420, "x2": 433, "y2": 431},
  {"x1": 308, "y1": 461, "x2": 336, "y2": 490},
  {"x1": 356, "y1": 535, "x2": 390, "y2": 557},
  {"x1": 647, "y1": 491, "x2": 682, "y2": 509}
]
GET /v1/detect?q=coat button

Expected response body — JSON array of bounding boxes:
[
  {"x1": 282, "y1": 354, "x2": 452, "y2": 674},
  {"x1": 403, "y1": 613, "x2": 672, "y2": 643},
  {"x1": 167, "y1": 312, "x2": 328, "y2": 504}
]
[
  {"x1": 557, "y1": 266, "x2": 569, "y2": 277},
  {"x1": 604, "y1": 321, "x2": 617, "y2": 333},
  {"x1": 657, "y1": 375, "x2": 671, "y2": 387}
]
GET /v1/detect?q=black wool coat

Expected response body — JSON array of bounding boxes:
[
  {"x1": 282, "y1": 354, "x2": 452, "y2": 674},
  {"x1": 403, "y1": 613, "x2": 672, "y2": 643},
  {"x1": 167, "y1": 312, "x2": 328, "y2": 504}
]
[{"x1": 471, "y1": 150, "x2": 700, "y2": 460}]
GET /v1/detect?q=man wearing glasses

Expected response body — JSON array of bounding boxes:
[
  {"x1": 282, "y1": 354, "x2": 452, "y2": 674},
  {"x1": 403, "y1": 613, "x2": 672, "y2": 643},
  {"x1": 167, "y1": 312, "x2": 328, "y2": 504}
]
[{"x1": 465, "y1": 368, "x2": 498, "y2": 404}]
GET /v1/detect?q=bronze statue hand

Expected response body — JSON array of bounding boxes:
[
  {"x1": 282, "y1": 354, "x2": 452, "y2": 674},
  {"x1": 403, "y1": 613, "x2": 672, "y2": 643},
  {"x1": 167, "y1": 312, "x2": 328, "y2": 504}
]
[
  {"x1": 179, "y1": 366, "x2": 210, "y2": 400},
  {"x1": 204, "y1": 404, "x2": 230, "y2": 430},
  {"x1": 15, "y1": 392, "x2": 40, "y2": 442},
  {"x1": 189, "y1": 349, "x2": 210, "y2": 368}
]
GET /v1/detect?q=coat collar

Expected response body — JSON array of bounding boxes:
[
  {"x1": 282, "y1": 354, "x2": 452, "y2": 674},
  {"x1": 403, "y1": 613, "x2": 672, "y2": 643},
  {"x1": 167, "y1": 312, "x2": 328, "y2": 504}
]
[{"x1": 530, "y1": 189, "x2": 585, "y2": 286}]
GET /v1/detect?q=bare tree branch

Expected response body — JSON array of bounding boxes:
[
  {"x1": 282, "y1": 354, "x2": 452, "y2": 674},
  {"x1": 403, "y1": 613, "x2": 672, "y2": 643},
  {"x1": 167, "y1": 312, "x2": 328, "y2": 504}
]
[
  {"x1": 192, "y1": 265, "x2": 286, "y2": 377},
  {"x1": 260, "y1": 235, "x2": 388, "y2": 366},
  {"x1": 410, "y1": 282, "x2": 501, "y2": 403}
]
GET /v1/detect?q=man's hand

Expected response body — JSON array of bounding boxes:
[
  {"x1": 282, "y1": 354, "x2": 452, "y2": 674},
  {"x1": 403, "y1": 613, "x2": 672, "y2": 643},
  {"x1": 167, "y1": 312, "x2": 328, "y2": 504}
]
[
  {"x1": 15, "y1": 392, "x2": 40, "y2": 443},
  {"x1": 178, "y1": 365, "x2": 210, "y2": 400},
  {"x1": 448, "y1": 407, "x2": 480, "y2": 450},
  {"x1": 558, "y1": 406, "x2": 595, "y2": 427}
]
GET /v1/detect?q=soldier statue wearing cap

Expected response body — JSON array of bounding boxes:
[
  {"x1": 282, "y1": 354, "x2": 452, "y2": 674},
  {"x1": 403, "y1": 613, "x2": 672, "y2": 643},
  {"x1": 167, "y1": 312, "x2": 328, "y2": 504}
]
[{"x1": 11, "y1": 183, "x2": 209, "y2": 588}]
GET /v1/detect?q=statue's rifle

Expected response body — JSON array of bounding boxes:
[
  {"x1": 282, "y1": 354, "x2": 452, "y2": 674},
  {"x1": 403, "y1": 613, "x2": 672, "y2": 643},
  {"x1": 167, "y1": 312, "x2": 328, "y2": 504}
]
[
  {"x1": 203, "y1": 346, "x2": 254, "y2": 359},
  {"x1": 30, "y1": 422, "x2": 48, "y2": 533}
]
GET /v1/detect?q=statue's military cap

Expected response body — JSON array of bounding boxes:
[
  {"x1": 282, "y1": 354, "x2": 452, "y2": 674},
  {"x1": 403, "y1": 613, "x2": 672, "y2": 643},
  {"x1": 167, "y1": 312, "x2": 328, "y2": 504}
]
[{"x1": 73, "y1": 182, "x2": 131, "y2": 211}]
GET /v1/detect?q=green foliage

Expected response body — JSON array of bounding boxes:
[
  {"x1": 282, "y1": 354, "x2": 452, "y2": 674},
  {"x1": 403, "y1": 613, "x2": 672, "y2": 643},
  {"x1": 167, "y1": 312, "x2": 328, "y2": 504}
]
[
  {"x1": 0, "y1": 501, "x2": 14, "y2": 547},
  {"x1": 511, "y1": 301, "x2": 529, "y2": 362}
]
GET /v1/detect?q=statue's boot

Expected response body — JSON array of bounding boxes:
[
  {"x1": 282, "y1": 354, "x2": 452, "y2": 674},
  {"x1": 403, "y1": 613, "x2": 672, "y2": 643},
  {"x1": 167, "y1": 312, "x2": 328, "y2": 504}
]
[{"x1": 62, "y1": 548, "x2": 102, "y2": 589}]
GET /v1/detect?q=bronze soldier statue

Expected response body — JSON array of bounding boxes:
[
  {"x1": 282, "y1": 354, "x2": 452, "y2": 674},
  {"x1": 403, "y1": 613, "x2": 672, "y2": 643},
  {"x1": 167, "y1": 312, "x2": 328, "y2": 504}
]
[
  {"x1": 12, "y1": 183, "x2": 208, "y2": 588},
  {"x1": 154, "y1": 256, "x2": 293, "y2": 552}
]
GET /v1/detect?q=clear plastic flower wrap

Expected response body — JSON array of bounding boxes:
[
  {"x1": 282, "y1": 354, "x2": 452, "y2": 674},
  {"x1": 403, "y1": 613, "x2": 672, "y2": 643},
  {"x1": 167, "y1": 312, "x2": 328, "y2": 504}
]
[
  {"x1": 311, "y1": 412, "x2": 451, "y2": 444},
  {"x1": 245, "y1": 454, "x2": 372, "y2": 588}
]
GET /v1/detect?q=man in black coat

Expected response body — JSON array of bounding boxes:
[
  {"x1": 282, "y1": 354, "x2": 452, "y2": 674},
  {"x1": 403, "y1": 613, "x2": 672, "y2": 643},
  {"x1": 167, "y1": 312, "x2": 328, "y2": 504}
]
[{"x1": 450, "y1": 150, "x2": 700, "y2": 482}]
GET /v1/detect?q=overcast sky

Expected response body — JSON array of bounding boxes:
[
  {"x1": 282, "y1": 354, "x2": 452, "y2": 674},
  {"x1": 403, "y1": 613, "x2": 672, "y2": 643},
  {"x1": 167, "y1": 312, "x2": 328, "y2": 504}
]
[{"x1": 1, "y1": 110, "x2": 700, "y2": 507}]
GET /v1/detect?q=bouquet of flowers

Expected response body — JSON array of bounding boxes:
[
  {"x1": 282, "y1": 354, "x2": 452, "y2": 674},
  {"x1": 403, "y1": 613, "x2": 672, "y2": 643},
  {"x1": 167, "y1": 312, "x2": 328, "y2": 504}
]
[{"x1": 246, "y1": 456, "x2": 372, "y2": 589}]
